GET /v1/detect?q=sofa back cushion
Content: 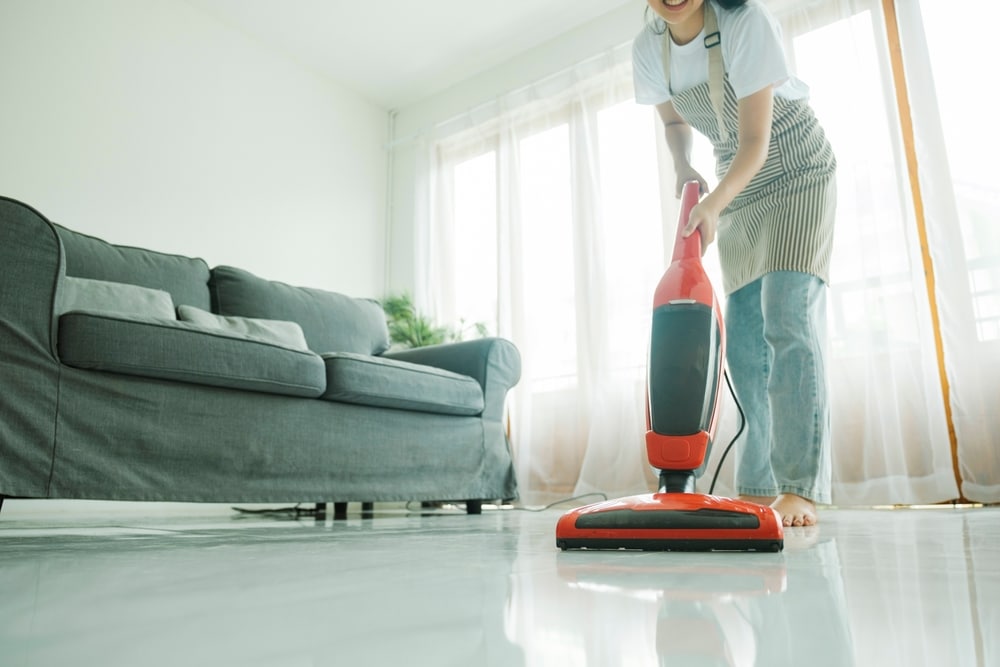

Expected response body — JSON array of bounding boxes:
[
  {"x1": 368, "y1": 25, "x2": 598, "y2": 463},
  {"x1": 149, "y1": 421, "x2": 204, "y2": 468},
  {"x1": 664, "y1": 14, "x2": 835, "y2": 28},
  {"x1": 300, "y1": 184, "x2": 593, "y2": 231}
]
[
  {"x1": 209, "y1": 266, "x2": 390, "y2": 355},
  {"x1": 55, "y1": 224, "x2": 211, "y2": 311}
]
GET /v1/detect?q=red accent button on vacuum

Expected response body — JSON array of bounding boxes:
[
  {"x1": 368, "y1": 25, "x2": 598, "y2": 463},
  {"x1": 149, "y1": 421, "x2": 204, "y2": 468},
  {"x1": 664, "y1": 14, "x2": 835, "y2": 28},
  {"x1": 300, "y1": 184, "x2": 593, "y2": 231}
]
[{"x1": 660, "y1": 439, "x2": 691, "y2": 462}]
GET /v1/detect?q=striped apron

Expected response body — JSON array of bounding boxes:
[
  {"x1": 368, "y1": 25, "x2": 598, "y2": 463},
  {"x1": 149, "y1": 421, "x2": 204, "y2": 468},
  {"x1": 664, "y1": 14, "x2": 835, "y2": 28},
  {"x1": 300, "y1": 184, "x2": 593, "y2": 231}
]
[{"x1": 662, "y1": 2, "x2": 837, "y2": 295}]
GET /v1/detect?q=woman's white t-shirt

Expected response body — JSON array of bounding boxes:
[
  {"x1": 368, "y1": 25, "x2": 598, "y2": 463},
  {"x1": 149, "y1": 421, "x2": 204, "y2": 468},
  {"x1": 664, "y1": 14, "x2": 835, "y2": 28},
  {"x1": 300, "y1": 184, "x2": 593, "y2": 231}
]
[{"x1": 632, "y1": 0, "x2": 809, "y2": 104}]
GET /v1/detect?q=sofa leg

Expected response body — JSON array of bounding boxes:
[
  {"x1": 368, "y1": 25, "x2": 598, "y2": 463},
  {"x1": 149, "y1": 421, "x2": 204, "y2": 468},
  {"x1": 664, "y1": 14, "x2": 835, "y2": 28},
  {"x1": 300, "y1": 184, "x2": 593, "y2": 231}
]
[
  {"x1": 361, "y1": 502, "x2": 374, "y2": 516},
  {"x1": 334, "y1": 502, "x2": 348, "y2": 520},
  {"x1": 465, "y1": 500, "x2": 482, "y2": 515},
  {"x1": 0, "y1": 495, "x2": 4, "y2": 515}
]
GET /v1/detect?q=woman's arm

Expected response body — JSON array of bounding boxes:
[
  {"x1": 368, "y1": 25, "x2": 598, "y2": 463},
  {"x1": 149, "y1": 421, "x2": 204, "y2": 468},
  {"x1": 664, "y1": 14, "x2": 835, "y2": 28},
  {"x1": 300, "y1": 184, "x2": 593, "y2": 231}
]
[
  {"x1": 656, "y1": 101, "x2": 710, "y2": 197},
  {"x1": 682, "y1": 85, "x2": 775, "y2": 251}
]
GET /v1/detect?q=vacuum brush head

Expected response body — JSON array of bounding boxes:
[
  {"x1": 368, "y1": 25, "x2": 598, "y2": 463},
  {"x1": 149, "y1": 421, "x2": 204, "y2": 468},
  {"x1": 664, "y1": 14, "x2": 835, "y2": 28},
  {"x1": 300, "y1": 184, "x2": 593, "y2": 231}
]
[{"x1": 556, "y1": 493, "x2": 783, "y2": 552}]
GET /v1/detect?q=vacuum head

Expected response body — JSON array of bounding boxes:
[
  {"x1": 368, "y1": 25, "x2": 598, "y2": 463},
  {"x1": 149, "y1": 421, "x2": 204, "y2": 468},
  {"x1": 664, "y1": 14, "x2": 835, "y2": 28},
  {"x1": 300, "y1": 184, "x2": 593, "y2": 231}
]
[{"x1": 555, "y1": 493, "x2": 783, "y2": 552}]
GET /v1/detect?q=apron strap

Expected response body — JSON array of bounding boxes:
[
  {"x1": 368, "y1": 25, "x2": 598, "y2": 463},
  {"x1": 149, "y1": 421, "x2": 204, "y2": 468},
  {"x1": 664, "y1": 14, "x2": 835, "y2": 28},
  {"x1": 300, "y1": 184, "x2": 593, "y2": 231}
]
[
  {"x1": 704, "y1": 2, "x2": 729, "y2": 143},
  {"x1": 660, "y1": 1, "x2": 729, "y2": 143}
]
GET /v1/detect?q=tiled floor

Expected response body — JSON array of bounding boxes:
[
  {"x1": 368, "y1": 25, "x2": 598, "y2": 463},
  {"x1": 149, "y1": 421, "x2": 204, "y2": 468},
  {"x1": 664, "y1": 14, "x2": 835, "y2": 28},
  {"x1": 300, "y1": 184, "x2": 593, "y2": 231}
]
[{"x1": 1, "y1": 501, "x2": 997, "y2": 666}]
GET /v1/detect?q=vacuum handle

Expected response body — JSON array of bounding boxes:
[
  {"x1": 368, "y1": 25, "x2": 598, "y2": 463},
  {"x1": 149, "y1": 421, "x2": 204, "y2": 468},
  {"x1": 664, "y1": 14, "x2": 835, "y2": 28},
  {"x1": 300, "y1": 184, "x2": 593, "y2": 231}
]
[{"x1": 672, "y1": 180, "x2": 703, "y2": 263}]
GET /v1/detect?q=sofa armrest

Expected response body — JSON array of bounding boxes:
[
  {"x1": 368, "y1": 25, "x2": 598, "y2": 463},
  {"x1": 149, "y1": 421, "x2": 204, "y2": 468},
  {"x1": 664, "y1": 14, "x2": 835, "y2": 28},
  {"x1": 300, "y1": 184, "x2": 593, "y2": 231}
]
[
  {"x1": 0, "y1": 197, "x2": 63, "y2": 358},
  {"x1": 0, "y1": 197, "x2": 64, "y2": 497},
  {"x1": 382, "y1": 337, "x2": 520, "y2": 421}
]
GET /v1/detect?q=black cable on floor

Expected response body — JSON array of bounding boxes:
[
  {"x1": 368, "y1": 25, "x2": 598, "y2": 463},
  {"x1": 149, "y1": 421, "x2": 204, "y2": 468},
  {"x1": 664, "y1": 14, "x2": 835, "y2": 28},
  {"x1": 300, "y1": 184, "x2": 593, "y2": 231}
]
[
  {"x1": 708, "y1": 368, "x2": 745, "y2": 495},
  {"x1": 507, "y1": 493, "x2": 609, "y2": 512},
  {"x1": 403, "y1": 494, "x2": 610, "y2": 514},
  {"x1": 231, "y1": 504, "x2": 317, "y2": 517}
]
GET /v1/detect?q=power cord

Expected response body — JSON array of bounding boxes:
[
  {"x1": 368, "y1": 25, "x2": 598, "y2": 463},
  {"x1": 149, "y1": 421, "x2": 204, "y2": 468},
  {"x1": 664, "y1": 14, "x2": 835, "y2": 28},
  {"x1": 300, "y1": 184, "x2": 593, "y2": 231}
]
[
  {"x1": 707, "y1": 368, "x2": 745, "y2": 495},
  {"x1": 404, "y1": 493, "x2": 609, "y2": 514},
  {"x1": 231, "y1": 497, "x2": 615, "y2": 518},
  {"x1": 507, "y1": 493, "x2": 609, "y2": 512},
  {"x1": 231, "y1": 503, "x2": 318, "y2": 517}
]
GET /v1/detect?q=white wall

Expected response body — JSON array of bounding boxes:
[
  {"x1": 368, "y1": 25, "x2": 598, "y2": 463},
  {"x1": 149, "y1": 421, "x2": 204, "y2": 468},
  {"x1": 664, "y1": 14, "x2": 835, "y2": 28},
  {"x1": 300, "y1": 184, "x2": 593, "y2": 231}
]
[
  {"x1": 386, "y1": 2, "x2": 645, "y2": 295},
  {"x1": 0, "y1": 0, "x2": 388, "y2": 298}
]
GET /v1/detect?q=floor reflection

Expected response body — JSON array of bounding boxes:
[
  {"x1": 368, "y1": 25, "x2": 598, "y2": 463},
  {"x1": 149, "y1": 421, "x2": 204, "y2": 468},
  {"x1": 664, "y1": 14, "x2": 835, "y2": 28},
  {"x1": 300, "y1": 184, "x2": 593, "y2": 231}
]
[
  {"x1": 557, "y1": 553, "x2": 790, "y2": 665},
  {"x1": 0, "y1": 503, "x2": 997, "y2": 666},
  {"x1": 505, "y1": 508, "x2": 999, "y2": 666},
  {"x1": 504, "y1": 521, "x2": 857, "y2": 665}
]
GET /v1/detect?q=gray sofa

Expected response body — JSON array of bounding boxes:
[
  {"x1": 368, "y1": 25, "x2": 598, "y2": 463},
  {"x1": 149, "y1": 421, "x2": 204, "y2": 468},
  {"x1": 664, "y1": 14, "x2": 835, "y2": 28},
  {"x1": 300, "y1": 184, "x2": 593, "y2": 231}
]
[{"x1": 0, "y1": 196, "x2": 520, "y2": 513}]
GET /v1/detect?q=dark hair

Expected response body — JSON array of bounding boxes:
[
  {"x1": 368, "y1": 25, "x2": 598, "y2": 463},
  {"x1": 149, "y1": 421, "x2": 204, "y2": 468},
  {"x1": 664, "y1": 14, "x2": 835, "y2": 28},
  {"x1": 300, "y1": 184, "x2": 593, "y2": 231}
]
[
  {"x1": 644, "y1": 0, "x2": 750, "y2": 33},
  {"x1": 643, "y1": 7, "x2": 667, "y2": 35}
]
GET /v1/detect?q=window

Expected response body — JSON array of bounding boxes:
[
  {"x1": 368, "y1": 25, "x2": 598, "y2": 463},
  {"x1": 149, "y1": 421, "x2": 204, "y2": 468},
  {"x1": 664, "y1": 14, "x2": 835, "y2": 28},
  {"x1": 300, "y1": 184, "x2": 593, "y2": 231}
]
[
  {"x1": 920, "y1": 2, "x2": 1000, "y2": 342},
  {"x1": 518, "y1": 124, "x2": 576, "y2": 380},
  {"x1": 437, "y1": 73, "x2": 665, "y2": 388},
  {"x1": 789, "y1": 6, "x2": 923, "y2": 353},
  {"x1": 452, "y1": 152, "x2": 499, "y2": 338}
]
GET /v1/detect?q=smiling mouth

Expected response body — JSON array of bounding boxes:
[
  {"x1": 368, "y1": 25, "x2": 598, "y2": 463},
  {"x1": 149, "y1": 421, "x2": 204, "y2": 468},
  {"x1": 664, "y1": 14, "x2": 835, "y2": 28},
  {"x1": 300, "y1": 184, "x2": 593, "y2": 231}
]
[{"x1": 663, "y1": 0, "x2": 689, "y2": 8}]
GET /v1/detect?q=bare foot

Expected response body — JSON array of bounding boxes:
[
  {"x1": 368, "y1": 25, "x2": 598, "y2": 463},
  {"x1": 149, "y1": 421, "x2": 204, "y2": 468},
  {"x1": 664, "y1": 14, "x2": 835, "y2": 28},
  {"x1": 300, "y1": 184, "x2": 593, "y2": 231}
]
[
  {"x1": 771, "y1": 494, "x2": 817, "y2": 527},
  {"x1": 738, "y1": 495, "x2": 776, "y2": 506}
]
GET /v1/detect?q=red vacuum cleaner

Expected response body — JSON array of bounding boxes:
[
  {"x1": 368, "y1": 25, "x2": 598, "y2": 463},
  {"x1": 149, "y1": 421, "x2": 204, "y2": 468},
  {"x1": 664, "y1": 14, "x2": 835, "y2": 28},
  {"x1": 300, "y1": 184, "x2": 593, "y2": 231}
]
[{"x1": 556, "y1": 181, "x2": 783, "y2": 552}]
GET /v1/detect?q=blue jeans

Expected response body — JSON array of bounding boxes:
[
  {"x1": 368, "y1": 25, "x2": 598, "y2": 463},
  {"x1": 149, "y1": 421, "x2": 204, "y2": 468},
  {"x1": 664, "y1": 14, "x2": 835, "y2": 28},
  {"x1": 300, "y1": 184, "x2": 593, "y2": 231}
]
[{"x1": 725, "y1": 271, "x2": 832, "y2": 504}]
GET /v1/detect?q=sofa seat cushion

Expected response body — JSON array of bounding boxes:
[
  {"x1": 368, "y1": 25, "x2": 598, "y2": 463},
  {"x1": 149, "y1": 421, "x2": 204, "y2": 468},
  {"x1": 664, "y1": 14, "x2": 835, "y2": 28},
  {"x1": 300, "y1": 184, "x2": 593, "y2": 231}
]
[
  {"x1": 58, "y1": 312, "x2": 326, "y2": 397},
  {"x1": 320, "y1": 352, "x2": 484, "y2": 416},
  {"x1": 209, "y1": 266, "x2": 390, "y2": 356}
]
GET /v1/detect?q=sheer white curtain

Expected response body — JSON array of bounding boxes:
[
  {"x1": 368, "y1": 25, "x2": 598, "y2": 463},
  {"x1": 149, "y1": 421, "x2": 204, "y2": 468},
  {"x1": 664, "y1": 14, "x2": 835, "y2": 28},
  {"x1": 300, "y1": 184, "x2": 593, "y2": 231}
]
[
  {"x1": 774, "y1": 0, "x2": 998, "y2": 503},
  {"x1": 411, "y1": 0, "x2": 998, "y2": 506},
  {"x1": 896, "y1": 1, "x2": 1000, "y2": 503},
  {"x1": 421, "y1": 49, "x2": 667, "y2": 504}
]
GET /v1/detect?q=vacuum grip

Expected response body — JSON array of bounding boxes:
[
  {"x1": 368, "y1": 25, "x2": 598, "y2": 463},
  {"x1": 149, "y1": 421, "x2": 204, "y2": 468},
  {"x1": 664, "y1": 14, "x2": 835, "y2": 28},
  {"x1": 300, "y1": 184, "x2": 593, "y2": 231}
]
[{"x1": 672, "y1": 180, "x2": 704, "y2": 263}]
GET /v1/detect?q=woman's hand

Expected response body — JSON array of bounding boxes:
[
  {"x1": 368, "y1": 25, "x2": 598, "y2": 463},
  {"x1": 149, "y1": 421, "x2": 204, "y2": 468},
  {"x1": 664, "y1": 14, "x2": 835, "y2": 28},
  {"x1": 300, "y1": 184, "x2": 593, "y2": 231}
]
[
  {"x1": 675, "y1": 166, "x2": 709, "y2": 200},
  {"x1": 683, "y1": 195, "x2": 721, "y2": 256}
]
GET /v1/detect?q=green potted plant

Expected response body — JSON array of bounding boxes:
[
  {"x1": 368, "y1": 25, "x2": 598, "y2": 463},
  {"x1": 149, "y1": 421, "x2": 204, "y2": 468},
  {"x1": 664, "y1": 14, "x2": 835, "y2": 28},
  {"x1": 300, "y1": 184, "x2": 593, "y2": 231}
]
[{"x1": 381, "y1": 292, "x2": 488, "y2": 349}]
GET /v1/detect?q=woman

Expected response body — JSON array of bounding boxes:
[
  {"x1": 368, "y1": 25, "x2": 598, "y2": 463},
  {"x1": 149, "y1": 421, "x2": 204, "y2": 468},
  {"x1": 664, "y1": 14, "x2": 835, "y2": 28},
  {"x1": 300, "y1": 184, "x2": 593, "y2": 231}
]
[{"x1": 633, "y1": 0, "x2": 837, "y2": 526}]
